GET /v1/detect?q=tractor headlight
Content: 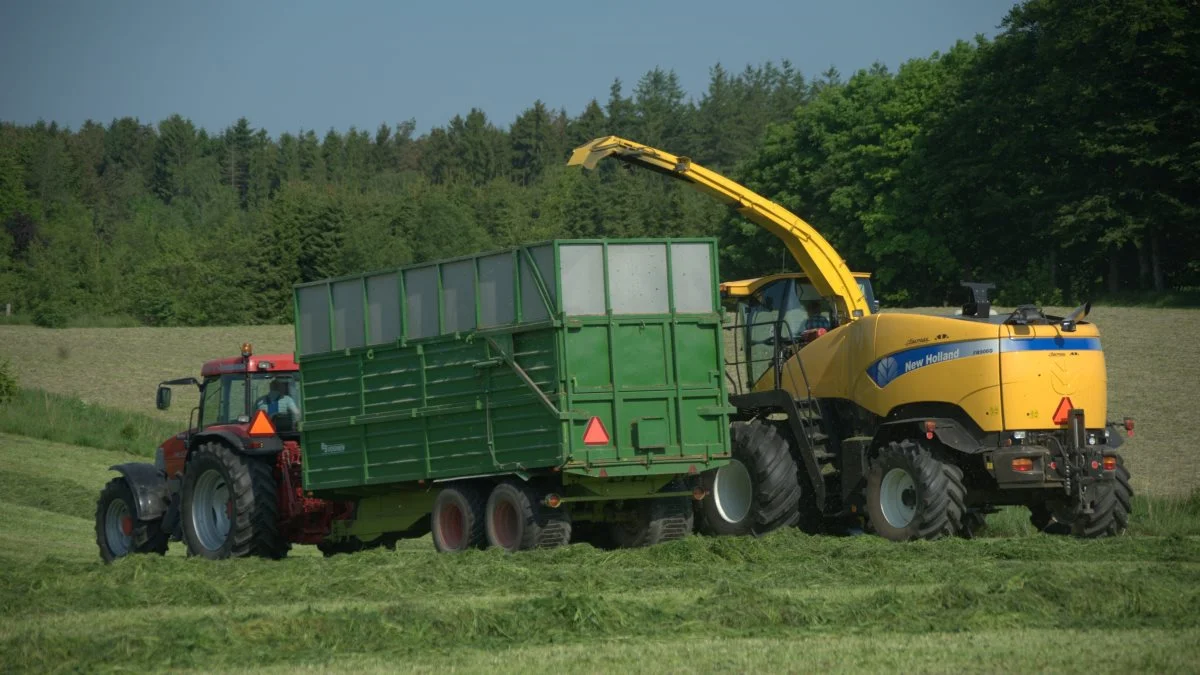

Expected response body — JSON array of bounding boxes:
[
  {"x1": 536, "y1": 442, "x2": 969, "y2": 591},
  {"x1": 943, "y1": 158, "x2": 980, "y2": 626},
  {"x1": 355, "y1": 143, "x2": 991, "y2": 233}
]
[{"x1": 155, "y1": 447, "x2": 166, "y2": 472}]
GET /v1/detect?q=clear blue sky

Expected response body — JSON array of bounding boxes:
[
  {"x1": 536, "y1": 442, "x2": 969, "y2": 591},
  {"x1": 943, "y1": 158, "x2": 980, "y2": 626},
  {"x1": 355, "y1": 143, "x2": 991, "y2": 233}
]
[{"x1": 0, "y1": 0, "x2": 1018, "y2": 137}]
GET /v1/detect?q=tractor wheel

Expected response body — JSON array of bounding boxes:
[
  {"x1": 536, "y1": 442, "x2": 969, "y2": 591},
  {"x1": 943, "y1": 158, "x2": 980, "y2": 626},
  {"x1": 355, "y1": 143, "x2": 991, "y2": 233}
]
[
  {"x1": 865, "y1": 439, "x2": 965, "y2": 542},
  {"x1": 181, "y1": 442, "x2": 288, "y2": 559},
  {"x1": 1032, "y1": 459, "x2": 1133, "y2": 538},
  {"x1": 696, "y1": 420, "x2": 801, "y2": 537},
  {"x1": 484, "y1": 480, "x2": 572, "y2": 553},
  {"x1": 94, "y1": 477, "x2": 168, "y2": 563},
  {"x1": 431, "y1": 484, "x2": 486, "y2": 552},
  {"x1": 610, "y1": 495, "x2": 694, "y2": 548}
]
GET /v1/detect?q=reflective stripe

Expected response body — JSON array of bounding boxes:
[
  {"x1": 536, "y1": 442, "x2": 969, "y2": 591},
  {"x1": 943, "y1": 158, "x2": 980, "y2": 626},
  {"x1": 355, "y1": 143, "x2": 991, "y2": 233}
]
[{"x1": 1000, "y1": 337, "x2": 1101, "y2": 352}]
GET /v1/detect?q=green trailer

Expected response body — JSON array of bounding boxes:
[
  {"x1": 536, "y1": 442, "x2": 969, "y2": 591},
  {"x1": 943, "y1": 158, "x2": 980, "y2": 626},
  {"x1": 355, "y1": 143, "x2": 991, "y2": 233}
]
[{"x1": 292, "y1": 238, "x2": 734, "y2": 552}]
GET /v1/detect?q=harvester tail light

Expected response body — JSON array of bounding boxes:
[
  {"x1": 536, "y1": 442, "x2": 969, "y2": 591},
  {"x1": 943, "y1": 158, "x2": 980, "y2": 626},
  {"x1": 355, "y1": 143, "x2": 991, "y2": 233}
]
[
  {"x1": 1011, "y1": 458, "x2": 1034, "y2": 473},
  {"x1": 1124, "y1": 417, "x2": 1135, "y2": 437},
  {"x1": 924, "y1": 420, "x2": 936, "y2": 440},
  {"x1": 1103, "y1": 456, "x2": 1117, "y2": 471},
  {"x1": 248, "y1": 410, "x2": 276, "y2": 436},
  {"x1": 583, "y1": 416, "x2": 609, "y2": 445}
]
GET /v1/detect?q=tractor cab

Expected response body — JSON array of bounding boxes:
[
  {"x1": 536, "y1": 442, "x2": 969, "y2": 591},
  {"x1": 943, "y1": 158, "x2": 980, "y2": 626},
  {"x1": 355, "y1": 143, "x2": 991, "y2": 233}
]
[
  {"x1": 720, "y1": 273, "x2": 876, "y2": 391},
  {"x1": 156, "y1": 344, "x2": 302, "y2": 438}
]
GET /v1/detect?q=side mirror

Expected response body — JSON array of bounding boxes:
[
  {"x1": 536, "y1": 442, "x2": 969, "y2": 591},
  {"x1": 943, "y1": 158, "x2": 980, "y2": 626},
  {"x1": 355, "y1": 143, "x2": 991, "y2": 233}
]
[
  {"x1": 156, "y1": 386, "x2": 172, "y2": 411},
  {"x1": 873, "y1": 300, "x2": 881, "y2": 313}
]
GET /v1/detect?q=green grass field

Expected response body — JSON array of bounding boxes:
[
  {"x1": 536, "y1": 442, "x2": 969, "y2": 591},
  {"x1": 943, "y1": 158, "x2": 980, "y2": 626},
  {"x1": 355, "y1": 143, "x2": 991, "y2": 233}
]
[
  {"x1": 1, "y1": 306, "x2": 1199, "y2": 673},
  {"x1": 1, "y1": 433, "x2": 1198, "y2": 673}
]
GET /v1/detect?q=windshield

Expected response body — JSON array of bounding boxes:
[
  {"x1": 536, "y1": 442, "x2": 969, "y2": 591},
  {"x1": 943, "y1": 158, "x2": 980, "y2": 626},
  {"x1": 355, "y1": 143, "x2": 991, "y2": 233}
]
[{"x1": 201, "y1": 373, "x2": 301, "y2": 429}]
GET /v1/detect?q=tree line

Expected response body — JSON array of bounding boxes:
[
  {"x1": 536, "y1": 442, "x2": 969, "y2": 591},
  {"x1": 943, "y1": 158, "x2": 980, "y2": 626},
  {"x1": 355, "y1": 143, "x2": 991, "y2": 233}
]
[{"x1": 1, "y1": 0, "x2": 1196, "y2": 328}]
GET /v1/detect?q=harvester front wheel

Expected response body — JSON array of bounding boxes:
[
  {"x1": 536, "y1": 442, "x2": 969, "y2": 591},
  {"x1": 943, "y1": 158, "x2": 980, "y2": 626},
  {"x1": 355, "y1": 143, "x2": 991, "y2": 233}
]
[
  {"x1": 94, "y1": 477, "x2": 169, "y2": 563},
  {"x1": 696, "y1": 420, "x2": 801, "y2": 536},
  {"x1": 431, "y1": 484, "x2": 486, "y2": 552},
  {"x1": 866, "y1": 440, "x2": 965, "y2": 541},
  {"x1": 181, "y1": 442, "x2": 288, "y2": 559},
  {"x1": 485, "y1": 481, "x2": 572, "y2": 552}
]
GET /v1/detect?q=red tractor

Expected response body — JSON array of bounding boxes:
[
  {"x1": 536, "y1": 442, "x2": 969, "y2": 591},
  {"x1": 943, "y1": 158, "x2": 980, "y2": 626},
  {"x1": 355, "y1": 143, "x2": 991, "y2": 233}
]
[{"x1": 94, "y1": 344, "x2": 364, "y2": 562}]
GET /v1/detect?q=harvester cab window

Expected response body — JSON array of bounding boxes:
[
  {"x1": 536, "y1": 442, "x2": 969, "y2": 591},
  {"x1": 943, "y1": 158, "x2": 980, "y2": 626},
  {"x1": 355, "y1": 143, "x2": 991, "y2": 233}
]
[
  {"x1": 782, "y1": 281, "x2": 835, "y2": 336},
  {"x1": 744, "y1": 280, "x2": 789, "y2": 383}
]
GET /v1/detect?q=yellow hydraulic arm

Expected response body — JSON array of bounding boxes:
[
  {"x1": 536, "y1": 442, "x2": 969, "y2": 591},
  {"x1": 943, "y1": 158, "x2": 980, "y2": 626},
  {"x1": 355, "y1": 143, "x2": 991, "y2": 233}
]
[{"x1": 568, "y1": 136, "x2": 872, "y2": 321}]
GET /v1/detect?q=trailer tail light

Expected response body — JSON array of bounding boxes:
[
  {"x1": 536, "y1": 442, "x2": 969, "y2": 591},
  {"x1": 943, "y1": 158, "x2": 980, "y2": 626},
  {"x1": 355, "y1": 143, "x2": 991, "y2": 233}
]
[
  {"x1": 543, "y1": 494, "x2": 562, "y2": 508},
  {"x1": 692, "y1": 486, "x2": 707, "y2": 501},
  {"x1": 1103, "y1": 456, "x2": 1117, "y2": 471},
  {"x1": 1011, "y1": 458, "x2": 1034, "y2": 472}
]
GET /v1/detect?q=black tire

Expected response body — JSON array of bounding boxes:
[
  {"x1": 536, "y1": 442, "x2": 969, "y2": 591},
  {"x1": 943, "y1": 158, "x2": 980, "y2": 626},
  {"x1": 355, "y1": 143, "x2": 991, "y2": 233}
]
[
  {"x1": 960, "y1": 510, "x2": 989, "y2": 539},
  {"x1": 1033, "y1": 458, "x2": 1133, "y2": 538},
  {"x1": 484, "y1": 480, "x2": 572, "y2": 553},
  {"x1": 95, "y1": 477, "x2": 169, "y2": 563},
  {"x1": 865, "y1": 439, "x2": 965, "y2": 541},
  {"x1": 1029, "y1": 504, "x2": 1072, "y2": 535},
  {"x1": 181, "y1": 442, "x2": 288, "y2": 559},
  {"x1": 696, "y1": 420, "x2": 801, "y2": 536},
  {"x1": 610, "y1": 495, "x2": 694, "y2": 548},
  {"x1": 431, "y1": 483, "x2": 486, "y2": 552}
]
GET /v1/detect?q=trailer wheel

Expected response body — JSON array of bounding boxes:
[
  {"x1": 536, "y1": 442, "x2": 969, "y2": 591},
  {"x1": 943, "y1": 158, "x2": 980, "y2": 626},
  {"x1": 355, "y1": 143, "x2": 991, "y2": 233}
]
[
  {"x1": 94, "y1": 477, "x2": 169, "y2": 563},
  {"x1": 610, "y1": 494, "x2": 694, "y2": 548},
  {"x1": 181, "y1": 442, "x2": 288, "y2": 559},
  {"x1": 431, "y1": 484, "x2": 486, "y2": 552},
  {"x1": 697, "y1": 420, "x2": 801, "y2": 536},
  {"x1": 485, "y1": 481, "x2": 572, "y2": 553},
  {"x1": 865, "y1": 439, "x2": 965, "y2": 541}
]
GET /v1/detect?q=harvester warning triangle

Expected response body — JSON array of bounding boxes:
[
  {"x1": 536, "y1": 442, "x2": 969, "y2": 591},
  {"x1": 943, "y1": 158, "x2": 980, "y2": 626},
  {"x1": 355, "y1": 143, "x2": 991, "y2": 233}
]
[
  {"x1": 583, "y1": 416, "x2": 610, "y2": 445},
  {"x1": 1052, "y1": 397, "x2": 1074, "y2": 426},
  {"x1": 248, "y1": 409, "x2": 276, "y2": 436}
]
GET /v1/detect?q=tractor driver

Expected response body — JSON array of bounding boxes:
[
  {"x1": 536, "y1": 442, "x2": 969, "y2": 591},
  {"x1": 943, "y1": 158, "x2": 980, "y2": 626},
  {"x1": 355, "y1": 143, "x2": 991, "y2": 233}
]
[{"x1": 256, "y1": 378, "x2": 301, "y2": 422}]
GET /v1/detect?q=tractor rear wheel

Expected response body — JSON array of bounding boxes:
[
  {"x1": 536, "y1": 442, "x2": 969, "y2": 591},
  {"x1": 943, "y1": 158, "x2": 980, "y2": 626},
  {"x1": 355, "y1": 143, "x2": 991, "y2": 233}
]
[
  {"x1": 431, "y1": 483, "x2": 486, "y2": 552},
  {"x1": 696, "y1": 420, "x2": 801, "y2": 536},
  {"x1": 181, "y1": 442, "x2": 288, "y2": 559},
  {"x1": 865, "y1": 439, "x2": 965, "y2": 541},
  {"x1": 610, "y1": 495, "x2": 694, "y2": 548},
  {"x1": 484, "y1": 481, "x2": 571, "y2": 552},
  {"x1": 94, "y1": 477, "x2": 168, "y2": 563}
]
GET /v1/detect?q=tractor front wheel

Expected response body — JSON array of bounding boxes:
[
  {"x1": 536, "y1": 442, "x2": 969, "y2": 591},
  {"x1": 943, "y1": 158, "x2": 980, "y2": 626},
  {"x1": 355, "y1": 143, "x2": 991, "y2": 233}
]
[
  {"x1": 94, "y1": 477, "x2": 168, "y2": 563},
  {"x1": 866, "y1": 439, "x2": 965, "y2": 541},
  {"x1": 181, "y1": 442, "x2": 288, "y2": 559}
]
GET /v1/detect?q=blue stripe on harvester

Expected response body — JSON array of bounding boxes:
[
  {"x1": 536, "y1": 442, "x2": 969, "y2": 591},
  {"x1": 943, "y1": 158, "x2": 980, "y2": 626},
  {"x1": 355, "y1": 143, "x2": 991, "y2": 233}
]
[{"x1": 999, "y1": 337, "x2": 1101, "y2": 352}]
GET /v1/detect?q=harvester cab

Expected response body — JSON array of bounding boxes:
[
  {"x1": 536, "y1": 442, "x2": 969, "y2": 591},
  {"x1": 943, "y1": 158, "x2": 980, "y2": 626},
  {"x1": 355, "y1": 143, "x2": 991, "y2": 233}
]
[{"x1": 569, "y1": 135, "x2": 1135, "y2": 542}]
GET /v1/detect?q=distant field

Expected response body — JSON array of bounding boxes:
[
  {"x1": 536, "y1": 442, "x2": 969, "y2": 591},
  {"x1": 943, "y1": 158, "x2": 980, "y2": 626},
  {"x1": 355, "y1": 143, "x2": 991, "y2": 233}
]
[
  {"x1": 3, "y1": 305, "x2": 1194, "y2": 495},
  {"x1": 1, "y1": 433, "x2": 1198, "y2": 673}
]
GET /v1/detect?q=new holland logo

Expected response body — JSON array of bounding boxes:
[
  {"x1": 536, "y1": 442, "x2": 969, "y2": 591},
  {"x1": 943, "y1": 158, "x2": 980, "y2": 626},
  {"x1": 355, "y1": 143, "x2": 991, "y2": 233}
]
[{"x1": 876, "y1": 357, "x2": 899, "y2": 388}]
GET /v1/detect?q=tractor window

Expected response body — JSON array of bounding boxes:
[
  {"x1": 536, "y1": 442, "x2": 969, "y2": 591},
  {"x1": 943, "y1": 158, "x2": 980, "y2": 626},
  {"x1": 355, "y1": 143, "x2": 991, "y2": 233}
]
[{"x1": 199, "y1": 374, "x2": 301, "y2": 429}]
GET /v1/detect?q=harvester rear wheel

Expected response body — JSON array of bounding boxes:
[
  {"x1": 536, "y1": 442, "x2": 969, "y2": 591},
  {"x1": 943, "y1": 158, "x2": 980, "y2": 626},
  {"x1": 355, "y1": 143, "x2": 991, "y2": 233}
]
[
  {"x1": 610, "y1": 494, "x2": 694, "y2": 548},
  {"x1": 696, "y1": 420, "x2": 801, "y2": 537},
  {"x1": 865, "y1": 439, "x2": 965, "y2": 541},
  {"x1": 431, "y1": 484, "x2": 486, "y2": 552},
  {"x1": 94, "y1": 477, "x2": 169, "y2": 563},
  {"x1": 181, "y1": 442, "x2": 288, "y2": 559},
  {"x1": 485, "y1": 480, "x2": 572, "y2": 553},
  {"x1": 1032, "y1": 458, "x2": 1133, "y2": 538}
]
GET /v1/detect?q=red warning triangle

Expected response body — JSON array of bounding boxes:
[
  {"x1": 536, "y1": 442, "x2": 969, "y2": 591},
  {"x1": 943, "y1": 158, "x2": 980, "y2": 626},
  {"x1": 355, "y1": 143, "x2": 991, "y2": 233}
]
[
  {"x1": 248, "y1": 409, "x2": 277, "y2": 436},
  {"x1": 1052, "y1": 397, "x2": 1074, "y2": 426},
  {"x1": 583, "y1": 416, "x2": 610, "y2": 445}
]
